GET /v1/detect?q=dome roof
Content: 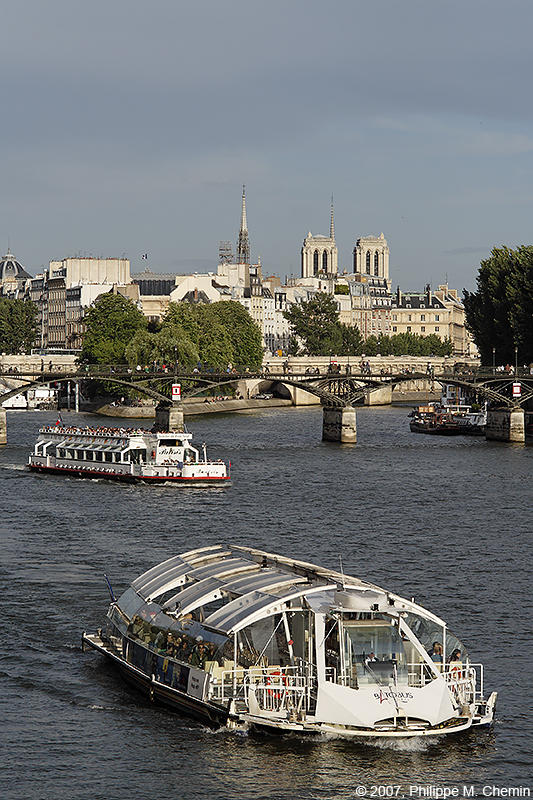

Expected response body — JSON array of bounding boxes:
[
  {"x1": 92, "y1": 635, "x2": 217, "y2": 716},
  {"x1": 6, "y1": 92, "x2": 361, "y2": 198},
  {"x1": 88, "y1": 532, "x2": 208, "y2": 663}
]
[{"x1": 0, "y1": 251, "x2": 31, "y2": 283}]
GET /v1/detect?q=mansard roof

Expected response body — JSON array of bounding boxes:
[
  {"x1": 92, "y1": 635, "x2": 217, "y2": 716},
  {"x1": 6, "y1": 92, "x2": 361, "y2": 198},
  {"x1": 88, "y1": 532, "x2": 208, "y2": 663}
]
[{"x1": 392, "y1": 293, "x2": 446, "y2": 310}]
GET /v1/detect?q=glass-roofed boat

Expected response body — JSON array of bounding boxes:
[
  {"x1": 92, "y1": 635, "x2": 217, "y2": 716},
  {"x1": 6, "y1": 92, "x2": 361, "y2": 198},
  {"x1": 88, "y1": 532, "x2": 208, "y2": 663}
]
[{"x1": 82, "y1": 545, "x2": 497, "y2": 739}]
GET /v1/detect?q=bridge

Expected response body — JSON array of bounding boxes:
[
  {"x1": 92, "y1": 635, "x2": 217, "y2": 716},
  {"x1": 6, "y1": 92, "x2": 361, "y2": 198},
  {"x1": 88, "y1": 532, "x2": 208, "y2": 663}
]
[{"x1": 1, "y1": 366, "x2": 532, "y2": 445}]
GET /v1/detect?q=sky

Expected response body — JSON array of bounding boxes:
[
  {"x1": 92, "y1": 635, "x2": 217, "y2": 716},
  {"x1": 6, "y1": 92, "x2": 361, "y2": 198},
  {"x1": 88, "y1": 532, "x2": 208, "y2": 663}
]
[{"x1": 2, "y1": 0, "x2": 533, "y2": 292}]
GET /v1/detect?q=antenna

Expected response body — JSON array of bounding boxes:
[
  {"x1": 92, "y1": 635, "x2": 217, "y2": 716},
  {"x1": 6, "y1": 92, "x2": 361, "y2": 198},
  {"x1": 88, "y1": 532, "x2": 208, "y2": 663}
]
[{"x1": 339, "y1": 555, "x2": 346, "y2": 589}]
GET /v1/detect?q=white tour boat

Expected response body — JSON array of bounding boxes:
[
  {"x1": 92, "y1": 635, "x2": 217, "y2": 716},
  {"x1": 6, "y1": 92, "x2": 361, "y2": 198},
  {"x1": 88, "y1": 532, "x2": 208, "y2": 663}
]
[
  {"x1": 82, "y1": 545, "x2": 496, "y2": 739},
  {"x1": 28, "y1": 424, "x2": 229, "y2": 484}
]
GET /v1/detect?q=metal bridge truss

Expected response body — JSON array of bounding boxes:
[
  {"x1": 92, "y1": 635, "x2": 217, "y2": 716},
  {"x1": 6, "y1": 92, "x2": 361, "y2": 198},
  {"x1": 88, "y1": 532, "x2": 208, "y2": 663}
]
[{"x1": 2, "y1": 370, "x2": 533, "y2": 410}]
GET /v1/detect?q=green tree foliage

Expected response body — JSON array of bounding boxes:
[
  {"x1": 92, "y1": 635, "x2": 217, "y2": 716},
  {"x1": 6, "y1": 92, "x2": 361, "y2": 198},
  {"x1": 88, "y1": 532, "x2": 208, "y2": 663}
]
[
  {"x1": 198, "y1": 320, "x2": 234, "y2": 369},
  {"x1": 0, "y1": 298, "x2": 38, "y2": 354},
  {"x1": 367, "y1": 332, "x2": 452, "y2": 357},
  {"x1": 364, "y1": 335, "x2": 379, "y2": 356},
  {"x1": 204, "y1": 301, "x2": 263, "y2": 368},
  {"x1": 464, "y1": 246, "x2": 533, "y2": 363},
  {"x1": 162, "y1": 303, "x2": 201, "y2": 347},
  {"x1": 339, "y1": 322, "x2": 364, "y2": 355},
  {"x1": 81, "y1": 293, "x2": 146, "y2": 364},
  {"x1": 162, "y1": 301, "x2": 263, "y2": 368},
  {"x1": 334, "y1": 284, "x2": 349, "y2": 295},
  {"x1": 283, "y1": 293, "x2": 346, "y2": 355},
  {"x1": 125, "y1": 328, "x2": 198, "y2": 369}
]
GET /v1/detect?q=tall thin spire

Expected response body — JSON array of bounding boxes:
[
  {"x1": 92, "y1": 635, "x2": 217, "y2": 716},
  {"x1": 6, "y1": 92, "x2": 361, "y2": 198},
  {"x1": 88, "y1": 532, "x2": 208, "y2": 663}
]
[
  {"x1": 236, "y1": 184, "x2": 250, "y2": 264},
  {"x1": 330, "y1": 195, "x2": 335, "y2": 240}
]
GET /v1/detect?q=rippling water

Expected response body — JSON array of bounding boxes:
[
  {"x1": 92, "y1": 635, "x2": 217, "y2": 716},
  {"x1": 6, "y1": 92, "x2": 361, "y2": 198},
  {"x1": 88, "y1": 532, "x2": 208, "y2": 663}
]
[{"x1": 1, "y1": 406, "x2": 531, "y2": 800}]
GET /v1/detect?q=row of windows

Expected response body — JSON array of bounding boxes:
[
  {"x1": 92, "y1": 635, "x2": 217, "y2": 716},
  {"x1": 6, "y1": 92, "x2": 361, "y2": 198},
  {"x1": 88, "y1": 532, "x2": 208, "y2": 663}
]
[
  {"x1": 393, "y1": 326, "x2": 441, "y2": 333},
  {"x1": 392, "y1": 313, "x2": 440, "y2": 322}
]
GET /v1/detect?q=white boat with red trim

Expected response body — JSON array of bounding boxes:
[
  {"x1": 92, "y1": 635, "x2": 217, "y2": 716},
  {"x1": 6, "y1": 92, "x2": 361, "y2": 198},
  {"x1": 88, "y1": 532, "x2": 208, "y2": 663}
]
[{"x1": 28, "y1": 424, "x2": 229, "y2": 484}]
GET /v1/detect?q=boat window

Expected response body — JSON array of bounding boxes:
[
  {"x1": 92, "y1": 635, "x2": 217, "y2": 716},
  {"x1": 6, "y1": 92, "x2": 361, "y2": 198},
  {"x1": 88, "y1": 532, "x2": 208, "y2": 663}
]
[
  {"x1": 445, "y1": 630, "x2": 468, "y2": 664},
  {"x1": 237, "y1": 615, "x2": 287, "y2": 668},
  {"x1": 402, "y1": 612, "x2": 447, "y2": 659},
  {"x1": 116, "y1": 587, "x2": 146, "y2": 619},
  {"x1": 122, "y1": 605, "x2": 229, "y2": 670},
  {"x1": 159, "y1": 439, "x2": 181, "y2": 447},
  {"x1": 341, "y1": 621, "x2": 408, "y2": 686}
]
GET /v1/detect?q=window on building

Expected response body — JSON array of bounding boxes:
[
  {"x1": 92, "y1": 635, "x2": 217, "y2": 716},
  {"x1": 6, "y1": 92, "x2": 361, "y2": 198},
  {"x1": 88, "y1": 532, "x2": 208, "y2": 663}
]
[
  {"x1": 392, "y1": 314, "x2": 397, "y2": 321},
  {"x1": 435, "y1": 326, "x2": 439, "y2": 332},
  {"x1": 374, "y1": 251, "x2": 379, "y2": 276},
  {"x1": 313, "y1": 250, "x2": 319, "y2": 273},
  {"x1": 322, "y1": 251, "x2": 328, "y2": 271},
  {"x1": 421, "y1": 326, "x2": 425, "y2": 332},
  {"x1": 435, "y1": 314, "x2": 439, "y2": 321},
  {"x1": 420, "y1": 314, "x2": 425, "y2": 321},
  {"x1": 366, "y1": 251, "x2": 371, "y2": 273},
  {"x1": 407, "y1": 326, "x2": 411, "y2": 332},
  {"x1": 408, "y1": 314, "x2": 412, "y2": 321},
  {"x1": 392, "y1": 326, "x2": 397, "y2": 332}
]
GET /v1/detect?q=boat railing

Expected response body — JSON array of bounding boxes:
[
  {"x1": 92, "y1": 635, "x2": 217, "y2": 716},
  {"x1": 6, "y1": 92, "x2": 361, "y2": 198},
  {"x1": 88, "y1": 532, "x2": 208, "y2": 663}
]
[
  {"x1": 208, "y1": 664, "x2": 311, "y2": 711},
  {"x1": 443, "y1": 663, "x2": 483, "y2": 704}
]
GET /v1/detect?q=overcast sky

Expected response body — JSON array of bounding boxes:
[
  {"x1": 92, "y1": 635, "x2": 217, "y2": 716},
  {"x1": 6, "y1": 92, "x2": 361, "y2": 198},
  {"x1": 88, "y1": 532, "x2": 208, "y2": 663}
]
[{"x1": 2, "y1": 0, "x2": 532, "y2": 291}]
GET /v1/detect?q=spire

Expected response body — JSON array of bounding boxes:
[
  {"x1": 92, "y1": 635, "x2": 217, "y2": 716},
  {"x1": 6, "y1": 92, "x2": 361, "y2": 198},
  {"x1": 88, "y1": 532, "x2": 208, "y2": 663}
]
[
  {"x1": 330, "y1": 195, "x2": 335, "y2": 240},
  {"x1": 240, "y1": 184, "x2": 248, "y2": 232},
  {"x1": 236, "y1": 184, "x2": 250, "y2": 264}
]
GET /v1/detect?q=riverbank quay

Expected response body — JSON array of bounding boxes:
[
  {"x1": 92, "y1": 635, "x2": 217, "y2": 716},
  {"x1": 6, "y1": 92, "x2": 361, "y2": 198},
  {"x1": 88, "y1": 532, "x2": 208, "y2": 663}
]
[{"x1": 94, "y1": 396, "x2": 293, "y2": 418}]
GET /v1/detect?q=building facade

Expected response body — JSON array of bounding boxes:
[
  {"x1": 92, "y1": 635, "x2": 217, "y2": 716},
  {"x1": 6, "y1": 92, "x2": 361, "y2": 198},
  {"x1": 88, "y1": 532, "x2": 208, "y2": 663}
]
[{"x1": 390, "y1": 284, "x2": 476, "y2": 356}]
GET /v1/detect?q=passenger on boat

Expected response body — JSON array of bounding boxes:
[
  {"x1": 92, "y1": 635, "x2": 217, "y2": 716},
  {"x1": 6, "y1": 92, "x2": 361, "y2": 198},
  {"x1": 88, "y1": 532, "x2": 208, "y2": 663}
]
[
  {"x1": 189, "y1": 641, "x2": 206, "y2": 668},
  {"x1": 448, "y1": 649, "x2": 463, "y2": 678},
  {"x1": 130, "y1": 615, "x2": 144, "y2": 639},
  {"x1": 365, "y1": 652, "x2": 377, "y2": 664},
  {"x1": 430, "y1": 642, "x2": 443, "y2": 663}
]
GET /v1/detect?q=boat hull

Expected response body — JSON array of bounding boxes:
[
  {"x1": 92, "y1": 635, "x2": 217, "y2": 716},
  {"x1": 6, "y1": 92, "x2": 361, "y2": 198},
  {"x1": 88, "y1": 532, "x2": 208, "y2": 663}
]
[
  {"x1": 29, "y1": 463, "x2": 230, "y2": 484},
  {"x1": 83, "y1": 632, "x2": 492, "y2": 740},
  {"x1": 82, "y1": 633, "x2": 230, "y2": 726},
  {"x1": 409, "y1": 421, "x2": 463, "y2": 435}
]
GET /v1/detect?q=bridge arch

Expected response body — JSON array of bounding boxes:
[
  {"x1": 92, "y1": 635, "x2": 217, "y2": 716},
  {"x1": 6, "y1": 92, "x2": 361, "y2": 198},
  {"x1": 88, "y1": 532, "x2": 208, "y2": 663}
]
[{"x1": 0, "y1": 375, "x2": 171, "y2": 407}]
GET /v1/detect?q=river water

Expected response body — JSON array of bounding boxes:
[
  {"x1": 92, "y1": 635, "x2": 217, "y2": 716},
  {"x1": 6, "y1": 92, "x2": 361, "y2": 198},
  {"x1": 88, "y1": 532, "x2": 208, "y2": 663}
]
[{"x1": 1, "y1": 406, "x2": 531, "y2": 800}]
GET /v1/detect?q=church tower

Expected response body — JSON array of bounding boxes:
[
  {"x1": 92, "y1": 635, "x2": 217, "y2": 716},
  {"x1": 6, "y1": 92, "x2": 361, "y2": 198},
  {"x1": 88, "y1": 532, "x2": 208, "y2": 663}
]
[
  {"x1": 301, "y1": 198, "x2": 338, "y2": 278},
  {"x1": 353, "y1": 233, "x2": 390, "y2": 288},
  {"x1": 236, "y1": 185, "x2": 251, "y2": 265}
]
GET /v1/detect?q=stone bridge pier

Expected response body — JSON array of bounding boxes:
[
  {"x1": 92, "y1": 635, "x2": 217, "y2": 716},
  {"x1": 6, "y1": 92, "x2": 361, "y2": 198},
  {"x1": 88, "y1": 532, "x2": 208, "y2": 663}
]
[
  {"x1": 485, "y1": 408, "x2": 525, "y2": 443},
  {"x1": 153, "y1": 402, "x2": 185, "y2": 433},
  {"x1": 0, "y1": 407, "x2": 6, "y2": 445},
  {"x1": 322, "y1": 405, "x2": 357, "y2": 443}
]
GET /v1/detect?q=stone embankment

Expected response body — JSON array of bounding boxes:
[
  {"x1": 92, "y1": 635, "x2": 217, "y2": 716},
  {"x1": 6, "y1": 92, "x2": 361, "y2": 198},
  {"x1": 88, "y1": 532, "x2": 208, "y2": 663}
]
[{"x1": 95, "y1": 397, "x2": 293, "y2": 418}]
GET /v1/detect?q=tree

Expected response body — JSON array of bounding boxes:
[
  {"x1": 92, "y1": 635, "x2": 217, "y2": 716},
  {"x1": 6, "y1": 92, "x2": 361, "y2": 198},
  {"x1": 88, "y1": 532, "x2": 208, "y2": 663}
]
[
  {"x1": 162, "y1": 301, "x2": 263, "y2": 369},
  {"x1": 125, "y1": 328, "x2": 198, "y2": 369},
  {"x1": 205, "y1": 301, "x2": 263, "y2": 368},
  {"x1": 198, "y1": 320, "x2": 234, "y2": 369},
  {"x1": 283, "y1": 293, "x2": 344, "y2": 355},
  {"x1": 162, "y1": 303, "x2": 201, "y2": 347},
  {"x1": 339, "y1": 322, "x2": 364, "y2": 355},
  {"x1": 0, "y1": 298, "x2": 38, "y2": 354},
  {"x1": 81, "y1": 293, "x2": 146, "y2": 364},
  {"x1": 464, "y1": 246, "x2": 533, "y2": 364}
]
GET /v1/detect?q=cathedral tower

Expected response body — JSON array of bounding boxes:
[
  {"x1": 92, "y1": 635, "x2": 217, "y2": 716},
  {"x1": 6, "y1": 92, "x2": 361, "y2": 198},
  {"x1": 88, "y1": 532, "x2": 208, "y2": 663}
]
[{"x1": 301, "y1": 198, "x2": 338, "y2": 278}]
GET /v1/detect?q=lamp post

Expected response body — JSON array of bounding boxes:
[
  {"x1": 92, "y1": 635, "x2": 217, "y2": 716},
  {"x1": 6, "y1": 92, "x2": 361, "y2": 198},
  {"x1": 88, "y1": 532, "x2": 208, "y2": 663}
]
[
  {"x1": 514, "y1": 345, "x2": 518, "y2": 377},
  {"x1": 492, "y1": 347, "x2": 496, "y2": 375},
  {"x1": 174, "y1": 346, "x2": 178, "y2": 378}
]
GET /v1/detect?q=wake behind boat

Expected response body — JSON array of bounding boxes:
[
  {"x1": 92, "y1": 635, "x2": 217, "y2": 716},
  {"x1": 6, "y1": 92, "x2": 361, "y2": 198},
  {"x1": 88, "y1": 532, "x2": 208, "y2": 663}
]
[
  {"x1": 82, "y1": 544, "x2": 496, "y2": 739},
  {"x1": 28, "y1": 423, "x2": 229, "y2": 484}
]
